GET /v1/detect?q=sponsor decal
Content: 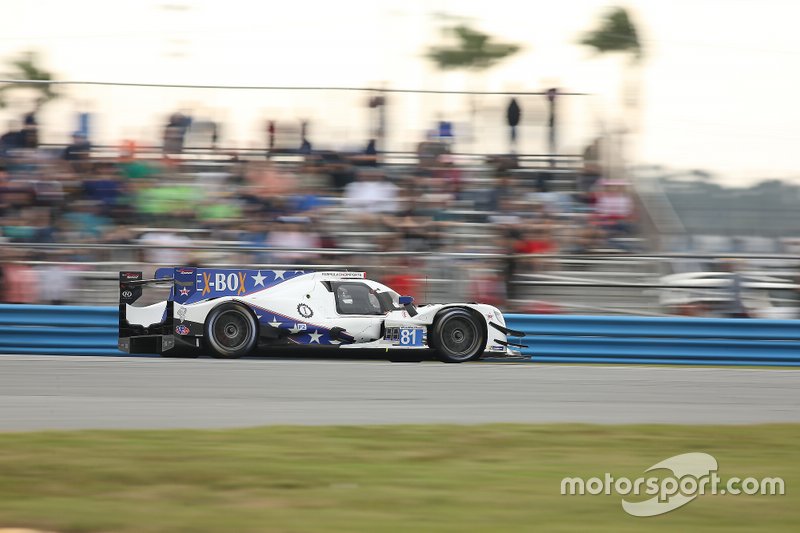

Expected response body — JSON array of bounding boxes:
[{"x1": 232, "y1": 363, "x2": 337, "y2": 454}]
[
  {"x1": 121, "y1": 272, "x2": 140, "y2": 280},
  {"x1": 121, "y1": 290, "x2": 133, "y2": 298},
  {"x1": 200, "y1": 271, "x2": 248, "y2": 297},
  {"x1": 237, "y1": 271, "x2": 247, "y2": 296},
  {"x1": 320, "y1": 271, "x2": 366, "y2": 278},
  {"x1": 201, "y1": 271, "x2": 212, "y2": 296},
  {"x1": 179, "y1": 287, "x2": 190, "y2": 296},
  {"x1": 294, "y1": 323, "x2": 307, "y2": 331},
  {"x1": 297, "y1": 303, "x2": 314, "y2": 318},
  {"x1": 175, "y1": 324, "x2": 190, "y2": 336},
  {"x1": 490, "y1": 345, "x2": 505, "y2": 351},
  {"x1": 252, "y1": 270, "x2": 267, "y2": 287},
  {"x1": 176, "y1": 306, "x2": 187, "y2": 323},
  {"x1": 177, "y1": 268, "x2": 194, "y2": 274}
]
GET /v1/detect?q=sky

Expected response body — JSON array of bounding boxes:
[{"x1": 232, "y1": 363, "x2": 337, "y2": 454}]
[{"x1": 2, "y1": 0, "x2": 800, "y2": 185}]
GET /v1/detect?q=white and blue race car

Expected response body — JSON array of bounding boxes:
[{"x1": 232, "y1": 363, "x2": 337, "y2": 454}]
[{"x1": 119, "y1": 268, "x2": 525, "y2": 363}]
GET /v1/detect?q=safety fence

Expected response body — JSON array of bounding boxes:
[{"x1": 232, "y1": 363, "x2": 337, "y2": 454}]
[{"x1": 1, "y1": 305, "x2": 799, "y2": 365}]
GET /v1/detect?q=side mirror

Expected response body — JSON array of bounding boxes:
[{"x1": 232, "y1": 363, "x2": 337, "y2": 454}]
[{"x1": 399, "y1": 296, "x2": 414, "y2": 306}]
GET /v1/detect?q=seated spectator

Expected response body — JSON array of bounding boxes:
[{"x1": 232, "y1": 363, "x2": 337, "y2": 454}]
[
  {"x1": 1, "y1": 211, "x2": 38, "y2": 242},
  {"x1": 0, "y1": 121, "x2": 24, "y2": 158},
  {"x1": 382, "y1": 259, "x2": 420, "y2": 302},
  {"x1": 417, "y1": 138, "x2": 450, "y2": 171},
  {"x1": 62, "y1": 201, "x2": 111, "y2": 240},
  {"x1": 266, "y1": 217, "x2": 321, "y2": 264},
  {"x1": 289, "y1": 192, "x2": 333, "y2": 213},
  {"x1": 317, "y1": 151, "x2": 356, "y2": 191},
  {"x1": 382, "y1": 198, "x2": 437, "y2": 252},
  {"x1": 468, "y1": 261, "x2": 505, "y2": 307},
  {"x1": 486, "y1": 172, "x2": 514, "y2": 212},
  {"x1": 432, "y1": 154, "x2": 463, "y2": 198},
  {"x1": 117, "y1": 144, "x2": 160, "y2": 180},
  {"x1": 515, "y1": 224, "x2": 557, "y2": 272},
  {"x1": 578, "y1": 137, "x2": 603, "y2": 194},
  {"x1": 139, "y1": 230, "x2": 194, "y2": 266},
  {"x1": 63, "y1": 132, "x2": 92, "y2": 173},
  {"x1": 32, "y1": 175, "x2": 65, "y2": 208},
  {"x1": 133, "y1": 179, "x2": 198, "y2": 223},
  {"x1": 36, "y1": 250, "x2": 80, "y2": 304},
  {"x1": 1, "y1": 249, "x2": 38, "y2": 303},
  {"x1": 197, "y1": 189, "x2": 243, "y2": 226},
  {"x1": 488, "y1": 197, "x2": 524, "y2": 226},
  {"x1": 591, "y1": 180, "x2": 636, "y2": 246},
  {"x1": 82, "y1": 163, "x2": 125, "y2": 216},
  {"x1": 343, "y1": 170, "x2": 399, "y2": 216},
  {"x1": 163, "y1": 112, "x2": 191, "y2": 155},
  {"x1": 245, "y1": 161, "x2": 294, "y2": 195}
]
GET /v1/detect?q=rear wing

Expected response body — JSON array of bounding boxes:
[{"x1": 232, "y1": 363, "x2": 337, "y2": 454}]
[
  {"x1": 119, "y1": 271, "x2": 144, "y2": 305},
  {"x1": 118, "y1": 271, "x2": 176, "y2": 354},
  {"x1": 118, "y1": 270, "x2": 175, "y2": 305},
  {"x1": 121, "y1": 267, "x2": 318, "y2": 307}
]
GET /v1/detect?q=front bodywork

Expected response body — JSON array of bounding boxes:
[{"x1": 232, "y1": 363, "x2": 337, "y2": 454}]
[{"x1": 118, "y1": 268, "x2": 526, "y2": 357}]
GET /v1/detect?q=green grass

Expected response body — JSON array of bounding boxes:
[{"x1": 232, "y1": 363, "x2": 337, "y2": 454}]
[{"x1": 0, "y1": 424, "x2": 798, "y2": 532}]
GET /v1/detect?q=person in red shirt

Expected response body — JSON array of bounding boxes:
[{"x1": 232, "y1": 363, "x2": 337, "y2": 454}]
[{"x1": 515, "y1": 224, "x2": 557, "y2": 273}]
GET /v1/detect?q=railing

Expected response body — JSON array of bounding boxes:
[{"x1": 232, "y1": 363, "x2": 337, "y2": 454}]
[
  {"x1": 1, "y1": 246, "x2": 799, "y2": 315},
  {"x1": 1, "y1": 78, "x2": 593, "y2": 158},
  {"x1": 34, "y1": 143, "x2": 585, "y2": 170}
]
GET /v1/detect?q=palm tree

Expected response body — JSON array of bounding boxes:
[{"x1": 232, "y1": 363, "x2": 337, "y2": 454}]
[
  {"x1": 426, "y1": 22, "x2": 520, "y2": 148},
  {"x1": 427, "y1": 24, "x2": 520, "y2": 72},
  {"x1": 579, "y1": 7, "x2": 644, "y2": 177},
  {"x1": 0, "y1": 51, "x2": 58, "y2": 109},
  {"x1": 579, "y1": 7, "x2": 642, "y2": 63}
]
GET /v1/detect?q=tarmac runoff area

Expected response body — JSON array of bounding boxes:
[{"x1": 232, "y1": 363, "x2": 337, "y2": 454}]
[{"x1": 0, "y1": 355, "x2": 799, "y2": 430}]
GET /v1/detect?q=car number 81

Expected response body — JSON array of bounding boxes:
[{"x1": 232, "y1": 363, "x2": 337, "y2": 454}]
[{"x1": 398, "y1": 327, "x2": 424, "y2": 347}]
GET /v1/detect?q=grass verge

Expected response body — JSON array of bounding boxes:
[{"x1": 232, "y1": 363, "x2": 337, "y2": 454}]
[{"x1": 0, "y1": 424, "x2": 798, "y2": 532}]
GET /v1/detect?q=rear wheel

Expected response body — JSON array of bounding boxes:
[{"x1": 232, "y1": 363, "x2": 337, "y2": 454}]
[
  {"x1": 204, "y1": 303, "x2": 258, "y2": 359},
  {"x1": 430, "y1": 308, "x2": 485, "y2": 363}
]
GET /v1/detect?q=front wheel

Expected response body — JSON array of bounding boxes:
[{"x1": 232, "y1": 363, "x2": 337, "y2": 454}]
[
  {"x1": 430, "y1": 308, "x2": 485, "y2": 363},
  {"x1": 204, "y1": 303, "x2": 258, "y2": 359}
]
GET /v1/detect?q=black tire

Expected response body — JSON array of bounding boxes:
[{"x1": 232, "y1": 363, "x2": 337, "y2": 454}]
[
  {"x1": 430, "y1": 308, "x2": 485, "y2": 363},
  {"x1": 204, "y1": 303, "x2": 258, "y2": 359}
]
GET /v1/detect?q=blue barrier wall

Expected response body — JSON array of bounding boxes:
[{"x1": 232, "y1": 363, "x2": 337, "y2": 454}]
[
  {"x1": 1, "y1": 305, "x2": 799, "y2": 365},
  {"x1": 0, "y1": 305, "x2": 121, "y2": 356},
  {"x1": 505, "y1": 314, "x2": 800, "y2": 366}
]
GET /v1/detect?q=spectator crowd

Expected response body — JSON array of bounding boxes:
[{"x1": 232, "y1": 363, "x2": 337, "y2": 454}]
[{"x1": 0, "y1": 113, "x2": 638, "y2": 309}]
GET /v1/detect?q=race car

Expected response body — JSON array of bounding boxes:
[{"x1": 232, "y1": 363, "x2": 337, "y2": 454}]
[{"x1": 118, "y1": 268, "x2": 526, "y2": 362}]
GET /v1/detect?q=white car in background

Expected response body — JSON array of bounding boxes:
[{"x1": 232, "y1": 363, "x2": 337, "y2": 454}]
[{"x1": 659, "y1": 271, "x2": 800, "y2": 319}]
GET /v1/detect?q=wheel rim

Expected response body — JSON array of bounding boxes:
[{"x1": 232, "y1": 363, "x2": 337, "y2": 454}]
[
  {"x1": 213, "y1": 311, "x2": 251, "y2": 351},
  {"x1": 441, "y1": 316, "x2": 479, "y2": 358}
]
